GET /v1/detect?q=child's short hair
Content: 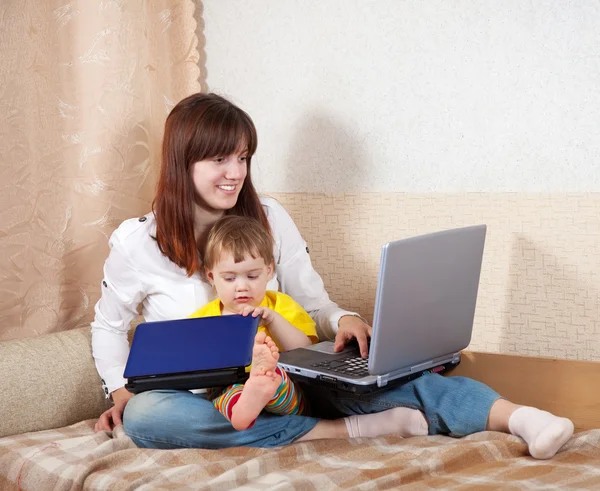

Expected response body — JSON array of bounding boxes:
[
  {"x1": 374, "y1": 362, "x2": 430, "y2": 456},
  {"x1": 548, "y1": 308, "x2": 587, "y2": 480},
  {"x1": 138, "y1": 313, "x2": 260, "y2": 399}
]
[{"x1": 204, "y1": 215, "x2": 274, "y2": 270}]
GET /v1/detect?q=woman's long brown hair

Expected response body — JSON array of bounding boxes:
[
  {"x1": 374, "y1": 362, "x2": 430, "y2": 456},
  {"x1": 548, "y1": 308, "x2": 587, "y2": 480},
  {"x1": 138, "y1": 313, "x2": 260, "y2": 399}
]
[{"x1": 152, "y1": 93, "x2": 270, "y2": 276}]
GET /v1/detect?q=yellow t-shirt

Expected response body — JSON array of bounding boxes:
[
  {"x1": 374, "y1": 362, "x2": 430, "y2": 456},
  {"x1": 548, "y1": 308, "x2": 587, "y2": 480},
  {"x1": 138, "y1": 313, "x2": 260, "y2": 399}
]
[{"x1": 189, "y1": 290, "x2": 319, "y2": 349}]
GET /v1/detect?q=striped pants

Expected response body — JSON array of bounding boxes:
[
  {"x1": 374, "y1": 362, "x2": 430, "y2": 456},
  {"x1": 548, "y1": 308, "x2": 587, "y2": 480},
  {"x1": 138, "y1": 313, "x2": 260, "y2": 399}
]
[{"x1": 212, "y1": 368, "x2": 306, "y2": 427}]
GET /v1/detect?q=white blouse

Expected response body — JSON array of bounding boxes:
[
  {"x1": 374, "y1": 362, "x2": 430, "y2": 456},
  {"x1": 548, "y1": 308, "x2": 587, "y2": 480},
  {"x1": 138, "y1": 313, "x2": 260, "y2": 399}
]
[{"x1": 91, "y1": 196, "x2": 358, "y2": 394}]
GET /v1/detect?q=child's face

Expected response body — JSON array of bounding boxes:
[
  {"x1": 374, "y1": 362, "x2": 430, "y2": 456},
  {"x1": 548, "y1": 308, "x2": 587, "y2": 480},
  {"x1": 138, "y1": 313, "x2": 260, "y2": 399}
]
[{"x1": 206, "y1": 252, "x2": 273, "y2": 313}]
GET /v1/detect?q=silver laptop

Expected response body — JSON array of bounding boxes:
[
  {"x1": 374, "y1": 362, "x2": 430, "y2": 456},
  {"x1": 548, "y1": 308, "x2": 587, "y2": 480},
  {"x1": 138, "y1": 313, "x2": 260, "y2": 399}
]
[{"x1": 277, "y1": 224, "x2": 487, "y2": 393}]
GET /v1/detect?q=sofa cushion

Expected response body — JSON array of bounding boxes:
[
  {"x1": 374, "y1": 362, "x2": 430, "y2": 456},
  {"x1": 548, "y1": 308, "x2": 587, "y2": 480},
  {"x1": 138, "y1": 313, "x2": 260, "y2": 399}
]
[{"x1": 0, "y1": 327, "x2": 110, "y2": 438}]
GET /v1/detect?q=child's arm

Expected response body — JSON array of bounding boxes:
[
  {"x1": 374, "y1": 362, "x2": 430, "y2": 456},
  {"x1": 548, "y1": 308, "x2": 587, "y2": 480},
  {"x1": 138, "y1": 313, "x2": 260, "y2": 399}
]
[{"x1": 241, "y1": 306, "x2": 311, "y2": 351}]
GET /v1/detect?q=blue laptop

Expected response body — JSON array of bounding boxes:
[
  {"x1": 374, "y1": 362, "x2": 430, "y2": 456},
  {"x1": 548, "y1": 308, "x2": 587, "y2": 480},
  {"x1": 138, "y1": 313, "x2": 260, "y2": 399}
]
[{"x1": 124, "y1": 315, "x2": 260, "y2": 393}]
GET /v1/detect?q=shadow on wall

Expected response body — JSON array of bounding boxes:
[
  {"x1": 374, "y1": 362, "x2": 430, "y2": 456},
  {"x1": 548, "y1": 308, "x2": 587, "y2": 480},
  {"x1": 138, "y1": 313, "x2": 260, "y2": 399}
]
[
  {"x1": 284, "y1": 109, "x2": 369, "y2": 192},
  {"x1": 194, "y1": 1, "x2": 208, "y2": 92},
  {"x1": 282, "y1": 110, "x2": 379, "y2": 320},
  {"x1": 501, "y1": 235, "x2": 599, "y2": 360}
]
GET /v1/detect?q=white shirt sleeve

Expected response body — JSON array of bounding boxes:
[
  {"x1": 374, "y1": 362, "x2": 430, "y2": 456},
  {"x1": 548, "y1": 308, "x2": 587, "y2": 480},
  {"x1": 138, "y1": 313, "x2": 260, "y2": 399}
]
[
  {"x1": 266, "y1": 198, "x2": 360, "y2": 340},
  {"x1": 91, "y1": 228, "x2": 146, "y2": 395}
]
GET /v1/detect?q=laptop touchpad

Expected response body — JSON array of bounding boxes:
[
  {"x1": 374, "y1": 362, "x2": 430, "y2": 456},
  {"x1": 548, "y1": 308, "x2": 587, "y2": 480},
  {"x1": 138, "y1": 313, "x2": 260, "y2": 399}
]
[{"x1": 304, "y1": 341, "x2": 358, "y2": 355}]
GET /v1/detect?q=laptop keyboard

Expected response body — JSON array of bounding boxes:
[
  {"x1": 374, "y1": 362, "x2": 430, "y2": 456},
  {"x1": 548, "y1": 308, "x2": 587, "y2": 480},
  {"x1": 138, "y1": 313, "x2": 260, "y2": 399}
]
[{"x1": 311, "y1": 355, "x2": 370, "y2": 378}]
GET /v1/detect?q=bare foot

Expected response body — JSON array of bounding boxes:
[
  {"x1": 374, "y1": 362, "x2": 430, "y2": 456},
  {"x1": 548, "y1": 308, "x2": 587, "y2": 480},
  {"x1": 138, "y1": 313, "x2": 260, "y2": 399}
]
[
  {"x1": 231, "y1": 332, "x2": 282, "y2": 430},
  {"x1": 249, "y1": 331, "x2": 280, "y2": 376}
]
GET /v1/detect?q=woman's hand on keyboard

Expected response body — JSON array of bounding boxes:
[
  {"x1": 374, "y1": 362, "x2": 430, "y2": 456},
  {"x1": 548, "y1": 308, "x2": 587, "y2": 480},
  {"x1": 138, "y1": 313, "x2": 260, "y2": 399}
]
[{"x1": 334, "y1": 315, "x2": 372, "y2": 358}]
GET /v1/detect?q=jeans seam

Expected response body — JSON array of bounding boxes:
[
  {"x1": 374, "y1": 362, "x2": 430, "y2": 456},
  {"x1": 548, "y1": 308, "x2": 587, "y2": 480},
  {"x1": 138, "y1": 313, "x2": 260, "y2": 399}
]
[
  {"x1": 126, "y1": 422, "x2": 319, "y2": 450},
  {"x1": 334, "y1": 395, "x2": 419, "y2": 412},
  {"x1": 126, "y1": 429, "x2": 200, "y2": 449}
]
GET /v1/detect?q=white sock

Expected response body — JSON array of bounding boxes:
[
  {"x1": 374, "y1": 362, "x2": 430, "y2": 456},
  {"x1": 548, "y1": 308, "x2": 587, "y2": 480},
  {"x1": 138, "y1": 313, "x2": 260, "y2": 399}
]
[
  {"x1": 508, "y1": 406, "x2": 574, "y2": 459},
  {"x1": 344, "y1": 407, "x2": 428, "y2": 439}
]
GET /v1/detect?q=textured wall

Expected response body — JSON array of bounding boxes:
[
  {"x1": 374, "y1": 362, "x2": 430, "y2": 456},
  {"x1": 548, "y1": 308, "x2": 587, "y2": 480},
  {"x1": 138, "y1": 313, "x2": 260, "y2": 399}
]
[
  {"x1": 202, "y1": 2, "x2": 600, "y2": 361},
  {"x1": 204, "y1": 1, "x2": 600, "y2": 193},
  {"x1": 272, "y1": 193, "x2": 600, "y2": 362}
]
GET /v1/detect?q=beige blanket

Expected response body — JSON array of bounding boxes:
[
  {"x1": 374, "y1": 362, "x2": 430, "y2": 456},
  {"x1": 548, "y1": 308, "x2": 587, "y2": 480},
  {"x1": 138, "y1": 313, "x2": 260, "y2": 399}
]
[{"x1": 1, "y1": 422, "x2": 599, "y2": 490}]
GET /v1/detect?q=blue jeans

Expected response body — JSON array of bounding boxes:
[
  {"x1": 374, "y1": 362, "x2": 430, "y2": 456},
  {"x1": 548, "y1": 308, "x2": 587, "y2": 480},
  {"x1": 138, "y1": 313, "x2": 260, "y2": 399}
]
[{"x1": 123, "y1": 374, "x2": 500, "y2": 449}]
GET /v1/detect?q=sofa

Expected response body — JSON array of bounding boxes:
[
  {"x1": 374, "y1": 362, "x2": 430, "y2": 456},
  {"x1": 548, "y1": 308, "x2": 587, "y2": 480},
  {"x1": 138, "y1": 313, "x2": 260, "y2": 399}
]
[{"x1": 2, "y1": 327, "x2": 600, "y2": 490}]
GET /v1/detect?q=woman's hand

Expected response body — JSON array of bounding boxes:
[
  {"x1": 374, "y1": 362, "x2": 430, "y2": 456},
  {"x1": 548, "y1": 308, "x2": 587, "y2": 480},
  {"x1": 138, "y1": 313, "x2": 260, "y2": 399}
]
[
  {"x1": 94, "y1": 387, "x2": 135, "y2": 432},
  {"x1": 334, "y1": 315, "x2": 372, "y2": 358}
]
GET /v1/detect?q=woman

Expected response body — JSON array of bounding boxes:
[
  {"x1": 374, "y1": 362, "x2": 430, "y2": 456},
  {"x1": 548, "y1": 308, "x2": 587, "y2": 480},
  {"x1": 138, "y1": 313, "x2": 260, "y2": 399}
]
[{"x1": 91, "y1": 93, "x2": 573, "y2": 459}]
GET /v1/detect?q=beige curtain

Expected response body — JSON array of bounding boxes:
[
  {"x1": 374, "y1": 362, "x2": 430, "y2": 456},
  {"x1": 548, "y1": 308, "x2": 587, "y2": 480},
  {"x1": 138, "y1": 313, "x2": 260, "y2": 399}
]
[{"x1": 0, "y1": 0, "x2": 202, "y2": 341}]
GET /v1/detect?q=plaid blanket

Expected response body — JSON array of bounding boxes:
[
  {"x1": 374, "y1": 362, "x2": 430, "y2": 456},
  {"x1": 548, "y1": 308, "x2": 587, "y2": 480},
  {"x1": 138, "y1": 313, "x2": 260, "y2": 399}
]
[{"x1": 1, "y1": 421, "x2": 599, "y2": 490}]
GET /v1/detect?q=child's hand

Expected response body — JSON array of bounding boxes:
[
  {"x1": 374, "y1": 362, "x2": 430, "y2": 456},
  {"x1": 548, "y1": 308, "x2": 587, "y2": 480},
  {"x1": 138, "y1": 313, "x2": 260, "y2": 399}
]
[{"x1": 240, "y1": 306, "x2": 277, "y2": 326}]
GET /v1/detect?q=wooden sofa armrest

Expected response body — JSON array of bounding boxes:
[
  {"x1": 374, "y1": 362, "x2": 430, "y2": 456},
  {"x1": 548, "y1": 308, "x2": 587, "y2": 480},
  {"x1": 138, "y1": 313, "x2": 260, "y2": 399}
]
[
  {"x1": 0, "y1": 327, "x2": 110, "y2": 438},
  {"x1": 448, "y1": 351, "x2": 600, "y2": 431}
]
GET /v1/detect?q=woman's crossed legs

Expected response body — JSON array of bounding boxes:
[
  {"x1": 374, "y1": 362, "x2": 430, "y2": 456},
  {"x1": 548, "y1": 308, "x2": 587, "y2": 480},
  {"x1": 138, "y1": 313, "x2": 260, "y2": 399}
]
[{"x1": 124, "y1": 373, "x2": 573, "y2": 459}]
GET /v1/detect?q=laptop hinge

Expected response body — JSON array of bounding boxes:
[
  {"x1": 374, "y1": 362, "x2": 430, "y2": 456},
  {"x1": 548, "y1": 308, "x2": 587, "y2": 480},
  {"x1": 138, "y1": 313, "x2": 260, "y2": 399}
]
[
  {"x1": 376, "y1": 352, "x2": 461, "y2": 389},
  {"x1": 410, "y1": 360, "x2": 435, "y2": 373},
  {"x1": 410, "y1": 352, "x2": 461, "y2": 373}
]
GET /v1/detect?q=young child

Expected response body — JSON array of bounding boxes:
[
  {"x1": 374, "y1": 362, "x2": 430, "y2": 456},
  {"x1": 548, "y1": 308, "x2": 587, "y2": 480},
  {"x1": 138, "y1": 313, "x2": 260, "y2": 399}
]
[
  {"x1": 189, "y1": 215, "x2": 317, "y2": 431},
  {"x1": 188, "y1": 216, "x2": 575, "y2": 459}
]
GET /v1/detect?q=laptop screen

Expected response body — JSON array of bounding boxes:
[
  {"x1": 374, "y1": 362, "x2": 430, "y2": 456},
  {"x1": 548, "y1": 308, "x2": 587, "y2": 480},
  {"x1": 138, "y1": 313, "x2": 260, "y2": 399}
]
[{"x1": 123, "y1": 315, "x2": 260, "y2": 378}]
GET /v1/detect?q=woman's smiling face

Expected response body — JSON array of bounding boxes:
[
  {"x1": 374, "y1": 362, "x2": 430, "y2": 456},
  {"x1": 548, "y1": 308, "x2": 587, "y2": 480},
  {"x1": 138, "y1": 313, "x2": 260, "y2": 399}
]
[{"x1": 191, "y1": 148, "x2": 248, "y2": 212}]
